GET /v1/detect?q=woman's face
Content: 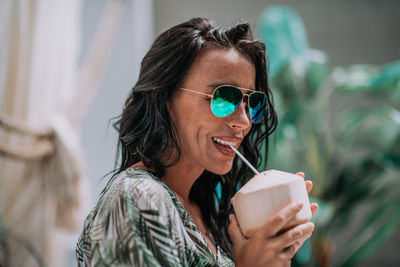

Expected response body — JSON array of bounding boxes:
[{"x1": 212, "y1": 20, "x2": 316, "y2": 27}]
[{"x1": 168, "y1": 48, "x2": 255, "y2": 174}]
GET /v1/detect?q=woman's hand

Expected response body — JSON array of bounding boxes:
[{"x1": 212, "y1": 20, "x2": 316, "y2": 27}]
[{"x1": 228, "y1": 172, "x2": 318, "y2": 267}]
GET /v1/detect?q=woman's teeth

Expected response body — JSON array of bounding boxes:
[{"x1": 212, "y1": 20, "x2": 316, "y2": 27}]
[{"x1": 212, "y1": 137, "x2": 238, "y2": 147}]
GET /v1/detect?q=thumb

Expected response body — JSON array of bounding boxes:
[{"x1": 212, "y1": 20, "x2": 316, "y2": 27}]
[{"x1": 228, "y1": 214, "x2": 247, "y2": 246}]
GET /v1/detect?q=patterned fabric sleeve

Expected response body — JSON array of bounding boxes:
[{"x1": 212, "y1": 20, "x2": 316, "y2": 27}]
[{"x1": 76, "y1": 174, "x2": 195, "y2": 267}]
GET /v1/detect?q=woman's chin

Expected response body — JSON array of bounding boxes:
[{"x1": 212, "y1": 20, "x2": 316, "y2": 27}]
[{"x1": 207, "y1": 163, "x2": 232, "y2": 175}]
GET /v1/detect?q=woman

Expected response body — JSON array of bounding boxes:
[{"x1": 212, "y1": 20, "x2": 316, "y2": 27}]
[{"x1": 76, "y1": 17, "x2": 318, "y2": 267}]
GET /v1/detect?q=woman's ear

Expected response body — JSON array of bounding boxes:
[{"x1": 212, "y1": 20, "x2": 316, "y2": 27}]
[
  {"x1": 166, "y1": 92, "x2": 179, "y2": 119},
  {"x1": 166, "y1": 99, "x2": 173, "y2": 117}
]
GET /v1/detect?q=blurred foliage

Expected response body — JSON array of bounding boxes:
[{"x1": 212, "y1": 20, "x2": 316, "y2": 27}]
[{"x1": 258, "y1": 6, "x2": 400, "y2": 267}]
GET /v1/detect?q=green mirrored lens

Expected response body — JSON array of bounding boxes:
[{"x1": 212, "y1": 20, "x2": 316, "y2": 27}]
[
  {"x1": 249, "y1": 92, "x2": 266, "y2": 123},
  {"x1": 211, "y1": 86, "x2": 242, "y2": 117}
]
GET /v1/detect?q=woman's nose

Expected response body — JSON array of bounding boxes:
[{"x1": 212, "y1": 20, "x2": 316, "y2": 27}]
[{"x1": 227, "y1": 102, "x2": 251, "y2": 129}]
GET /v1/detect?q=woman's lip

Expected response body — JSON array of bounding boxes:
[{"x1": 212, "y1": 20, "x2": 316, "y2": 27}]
[{"x1": 213, "y1": 141, "x2": 236, "y2": 157}]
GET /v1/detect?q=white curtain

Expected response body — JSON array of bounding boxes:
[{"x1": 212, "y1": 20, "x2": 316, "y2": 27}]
[{"x1": 0, "y1": 0, "x2": 128, "y2": 266}]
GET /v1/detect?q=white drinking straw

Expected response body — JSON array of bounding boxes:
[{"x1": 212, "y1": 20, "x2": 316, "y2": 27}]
[{"x1": 229, "y1": 145, "x2": 259, "y2": 175}]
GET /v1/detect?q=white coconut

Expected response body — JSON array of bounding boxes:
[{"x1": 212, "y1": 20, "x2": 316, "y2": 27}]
[{"x1": 231, "y1": 170, "x2": 312, "y2": 237}]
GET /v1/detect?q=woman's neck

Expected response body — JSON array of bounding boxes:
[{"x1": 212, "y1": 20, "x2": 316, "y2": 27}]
[{"x1": 162, "y1": 158, "x2": 204, "y2": 204}]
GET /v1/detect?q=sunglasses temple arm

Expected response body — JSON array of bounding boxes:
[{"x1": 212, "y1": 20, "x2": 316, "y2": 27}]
[
  {"x1": 180, "y1": 88, "x2": 213, "y2": 98},
  {"x1": 229, "y1": 145, "x2": 259, "y2": 175}
]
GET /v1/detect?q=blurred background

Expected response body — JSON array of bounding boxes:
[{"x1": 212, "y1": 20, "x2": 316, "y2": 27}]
[{"x1": 1, "y1": 0, "x2": 399, "y2": 266}]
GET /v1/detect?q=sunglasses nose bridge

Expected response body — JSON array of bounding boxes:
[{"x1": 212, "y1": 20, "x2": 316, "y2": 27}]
[
  {"x1": 227, "y1": 99, "x2": 252, "y2": 129},
  {"x1": 236, "y1": 93, "x2": 254, "y2": 123},
  {"x1": 242, "y1": 93, "x2": 250, "y2": 104},
  {"x1": 231, "y1": 91, "x2": 253, "y2": 123}
]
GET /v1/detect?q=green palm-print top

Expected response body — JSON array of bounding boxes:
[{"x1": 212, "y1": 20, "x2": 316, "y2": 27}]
[{"x1": 76, "y1": 168, "x2": 235, "y2": 266}]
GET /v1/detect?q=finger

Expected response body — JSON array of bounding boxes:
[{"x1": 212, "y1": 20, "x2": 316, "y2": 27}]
[
  {"x1": 228, "y1": 214, "x2": 247, "y2": 246},
  {"x1": 311, "y1": 203, "x2": 319, "y2": 218},
  {"x1": 305, "y1": 180, "x2": 313, "y2": 194},
  {"x1": 262, "y1": 202, "x2": 303, "y2": 236},
  {"x1": 274, "y1": 222, "x2": 314, "y2": 249},
  {"x1": 292, "y1": 234, "x2": 311, "y2": 254},
  {"x1": 278, "y1": 245, "x2": 296, "y2": 261},
  {"x1": 292, "y1": 241, "x2": 302, "y2": 255},
  {"x1": 297, "y1": 172, "x2": 313, "y2": 194}
]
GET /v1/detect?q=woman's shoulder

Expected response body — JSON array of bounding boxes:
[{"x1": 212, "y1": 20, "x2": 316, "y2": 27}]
[
  {"x1": 102, "y1": 168, "x2": 174, "y2": 210},
  {"x1": 77, "y1": 169, "x2": 194, "y2": 266},
  {"x1": 79, "y1": 168, "x2": 181, "y2": 241}
]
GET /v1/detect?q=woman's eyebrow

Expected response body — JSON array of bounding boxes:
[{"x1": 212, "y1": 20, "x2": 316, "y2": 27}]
[
  {"x1": 206, "y1": 82, "x2": 255, "y2": 90},
  {"x1": 207, "y1": 82, "x2": 236, "y2": 88}
]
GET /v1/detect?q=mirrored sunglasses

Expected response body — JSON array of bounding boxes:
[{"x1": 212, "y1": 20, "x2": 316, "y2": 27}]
[{"x1": 179, "y1": 85, "x2": 267, "y2": 123}]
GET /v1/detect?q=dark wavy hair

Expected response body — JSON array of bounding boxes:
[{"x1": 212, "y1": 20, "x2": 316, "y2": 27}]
[{"x1": 113, "y1": 17, "x2": 277, "y2": 259}]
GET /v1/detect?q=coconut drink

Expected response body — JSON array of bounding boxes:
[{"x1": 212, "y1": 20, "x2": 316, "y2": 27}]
[{"x1": 231, "y1": 170, "x2": 312, "y2": 237}]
